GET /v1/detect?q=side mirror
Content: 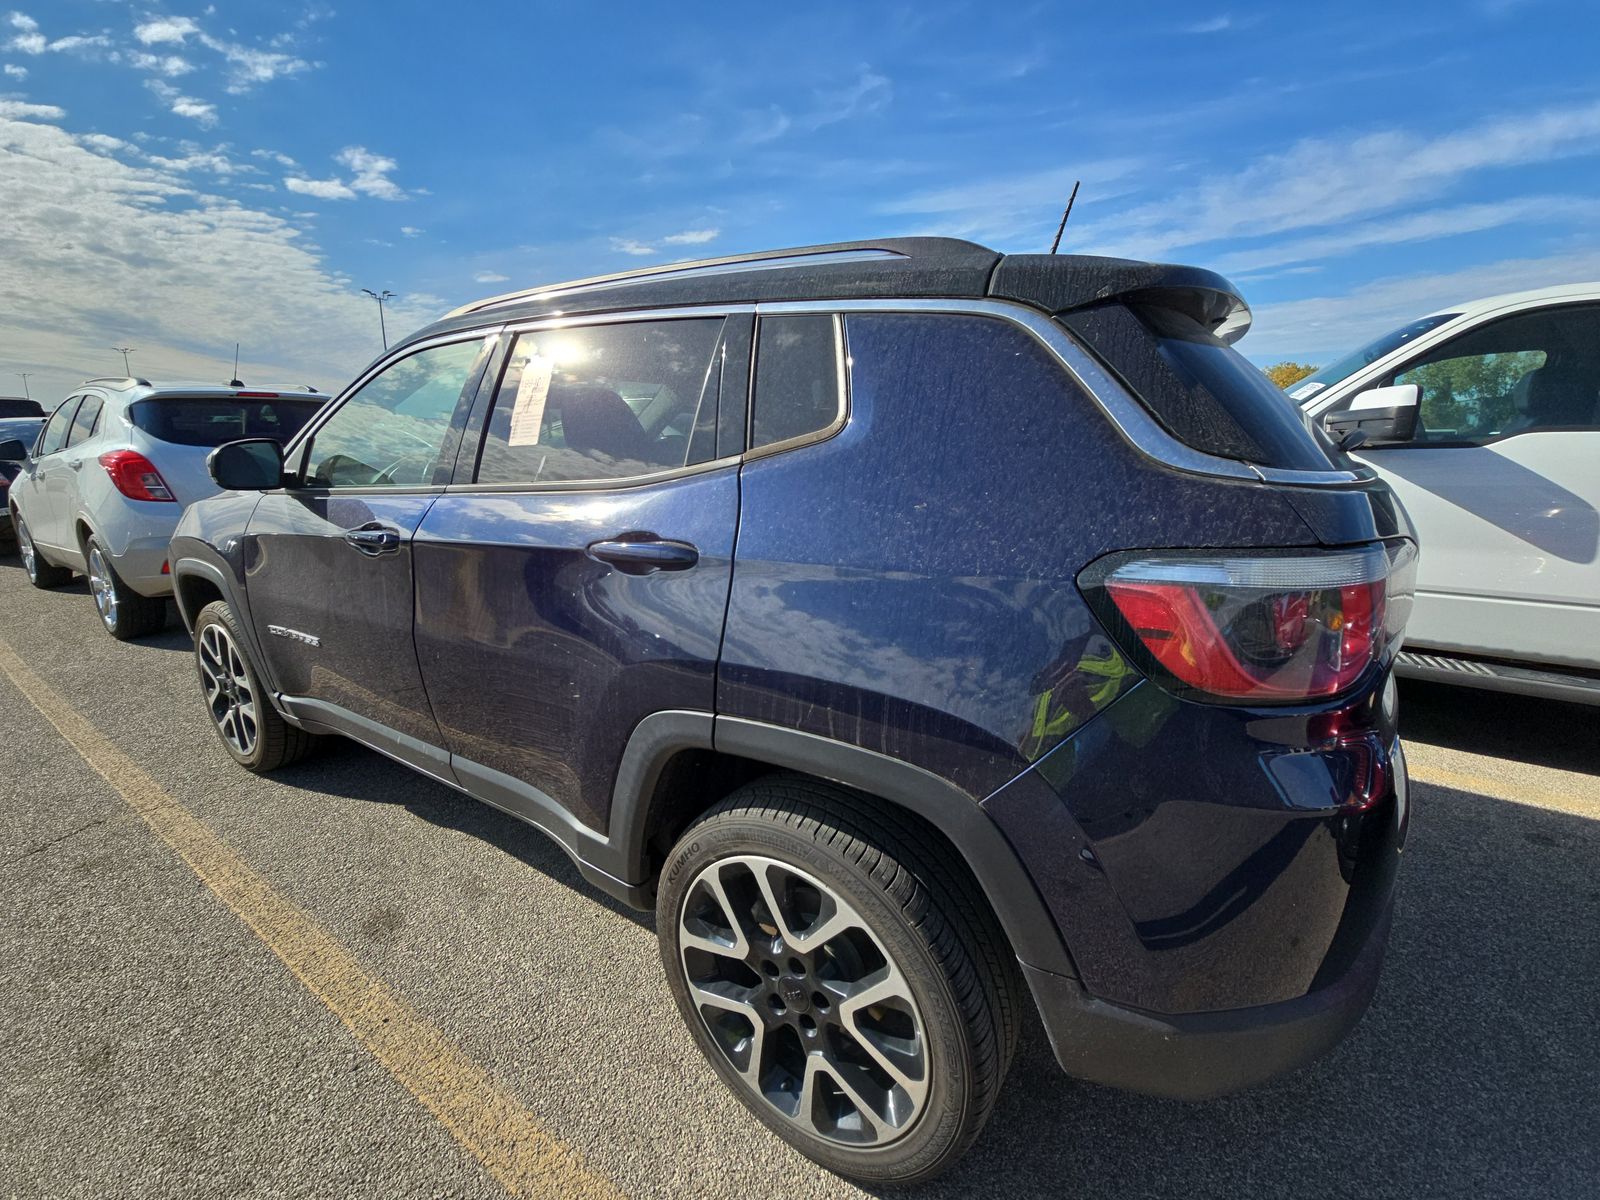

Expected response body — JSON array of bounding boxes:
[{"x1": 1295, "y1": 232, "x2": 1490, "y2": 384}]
[
  {"x1": 0, "y1": 439, "x2": 29, "y2": 462},
  {"x1": 1322, "y1": 383, "x2": 1419, "y2": 447},
  {"x1": 207, "y1": 438, "x2": 285, "y2": 491}
]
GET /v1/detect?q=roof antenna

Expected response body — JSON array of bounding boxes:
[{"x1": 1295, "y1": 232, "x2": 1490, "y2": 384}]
[
  {"x1": 1048, "y1": 180, "x2": 1081, "y2": 255},
  {"x1": 229, "y1": 343, "x2": 244, "y2": 389}
]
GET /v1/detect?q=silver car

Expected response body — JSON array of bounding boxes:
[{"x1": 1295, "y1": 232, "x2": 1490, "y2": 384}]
[{"x1": 3, "y1": 378, "x2": 328, "y2": 639}]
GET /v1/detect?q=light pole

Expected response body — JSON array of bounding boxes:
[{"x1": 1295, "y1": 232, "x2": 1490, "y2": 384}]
[
  {"x1": 16, "y1": 372, "x2": 32, "y2": 401},
  {"x1": 361, "y1": 289, "x2": 395, "y2": 350},
  {"x1": 112, "y1": 346, "x2": 135, "y2": 375}
]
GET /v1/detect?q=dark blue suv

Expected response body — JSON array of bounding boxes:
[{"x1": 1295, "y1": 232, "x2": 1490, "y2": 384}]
[{"x1": 171, "y1": 239, "x2": 1416, "y2": 1185}]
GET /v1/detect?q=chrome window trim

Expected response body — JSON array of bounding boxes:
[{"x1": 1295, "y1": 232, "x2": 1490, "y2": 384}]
[{"x1": 757, "y1": 298, "x2": 1371, "y2": 487}]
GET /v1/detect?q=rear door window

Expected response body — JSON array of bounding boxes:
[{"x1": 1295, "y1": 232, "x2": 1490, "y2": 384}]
[
  {"x1": 65, "y1": 396, "x2": 103, "y2": 447},
  {"x1": 474, "y1": 318, "x2": 725, "y2": 485},
  {"x1": 131, "y1": 397, "x2": 324, "y2": 447},
  {"x1": 36, "y1": 398, "x2": 81, "y2": 457},
  {"x1": 749, "y1": 314, "x2": 844, "y2": 451}
]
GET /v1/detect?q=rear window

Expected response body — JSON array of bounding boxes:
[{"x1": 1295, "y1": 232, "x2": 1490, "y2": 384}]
[
  {"x1": 1060, "y1": 301, "x2": 1339, "y2": 471},
  {"x1": 130, "y1": 396, "x2": 323, "y2": 447}
]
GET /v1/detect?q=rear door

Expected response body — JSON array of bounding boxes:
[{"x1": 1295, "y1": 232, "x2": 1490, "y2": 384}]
[
  {"x1": 28, "y1": 396, "x2": 84, "y2": 549},
  {"x1": 413, "y1": 314, "x2": 741, "y2": 836},
  {"x1": 1348, "y1": 303, "x2": 1600, "y2": 668},
  {"x1": 242, "y1": 336, "x2": 493, "y2": 777}
]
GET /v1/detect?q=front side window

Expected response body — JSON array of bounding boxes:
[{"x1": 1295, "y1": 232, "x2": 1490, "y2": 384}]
[
  {"x1": 749, "y1": 314, "x2": 844, "y2": 451},
  {"x1": 302, "y1": 339, "x2": 484, "y2": 488},
  {"x1": 1391, "y1": 305, "x2": 1600, "y2": 442},
  {"x1": 36, "y1": 398, "x2": 82, "y2": 456},
  {"x1": 475, "y1": 318, "x2": 724, "y2": 485},
  {"x1": 65, "y1": 396, "x2": 104, "y2": 447}
]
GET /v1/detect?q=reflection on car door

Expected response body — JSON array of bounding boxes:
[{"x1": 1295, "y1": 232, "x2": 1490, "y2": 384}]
[
  {"x1": 412, "y1": 316, "x2": 740, "y2": 839},
  {"x1": 242, "y1": 336, "x2": 491, "y2": 779},
  {"x1": 1359, "y1": 303, "x2": 1600, "y2": 667}
]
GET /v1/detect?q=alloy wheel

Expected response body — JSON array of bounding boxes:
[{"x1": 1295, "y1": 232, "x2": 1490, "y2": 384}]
[
  {"x1": 16, "y1": 517, "x2": 37, "y2": 581},
  {"x1": 87, "y1": 546, "x2": 118, "y2": 631},
  {"x1": 677, "y1": 854, "x2": 930, "y2": 1147},
  {"x1": 198, "y1": 622, "x2": 259, "y2": 756}
]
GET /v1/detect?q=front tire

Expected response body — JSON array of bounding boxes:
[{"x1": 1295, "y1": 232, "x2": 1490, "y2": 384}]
[
  {"x1": 193, "y1": 600, "x2": 317, "y2": 772},
  {"x1": 13, "y1": 510, "x2": 73, "y2": 588},
  {"x1": 657, "y1": 776, "x2": 1020, "y2": 1186},
  {"x1": 85, "y1": 536, "x2": 168, "y2": 640}
]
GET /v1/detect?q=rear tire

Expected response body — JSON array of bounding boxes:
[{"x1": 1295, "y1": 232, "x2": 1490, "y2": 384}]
[
  {"x1": 13, "y1": 510, "x2": 73, "y2": 588},
  {"x1": 193, "y1": 600, "x2": 317, "y2": 772},
  {"x1": 85, "y1": 535, "x2": 168, "y2": 640},
  {"x1": 657, "y1": 775, "x2": 1020, "y2": 1186}
]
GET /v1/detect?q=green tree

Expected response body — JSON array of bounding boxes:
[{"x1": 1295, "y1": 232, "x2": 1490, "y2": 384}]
[
  {"x1": 1264, "y1": 362, "x2": 1317, "y2": 388},
  {"x1": 1398, "y1": 351, "x2": 1544, "y2": 436}
]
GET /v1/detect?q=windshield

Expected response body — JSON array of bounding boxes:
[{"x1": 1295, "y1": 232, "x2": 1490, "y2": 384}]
[{"x1": 1287, "y1": 313, "x2": 1460, "y2": 401}]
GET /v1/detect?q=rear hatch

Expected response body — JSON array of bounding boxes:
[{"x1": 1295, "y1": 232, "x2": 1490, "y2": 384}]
[{"x1": 128, "y1": 393, "x2": 324, "y2": 505}]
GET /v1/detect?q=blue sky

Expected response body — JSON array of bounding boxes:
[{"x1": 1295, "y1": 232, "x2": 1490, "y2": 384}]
[{"x1": 4, "y1": 0, "x2": 1600, "y2": 403}]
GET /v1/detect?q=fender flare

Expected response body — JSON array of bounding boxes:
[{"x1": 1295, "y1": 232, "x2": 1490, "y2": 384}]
[
  {"x1": 604, "y1": 712, "x2": 1079, "y2": 978},
  {"x1": 169, "y1": 552, "x2": 282, "y2": 700}
]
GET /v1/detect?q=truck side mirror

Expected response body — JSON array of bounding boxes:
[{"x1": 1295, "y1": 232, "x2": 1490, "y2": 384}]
[{"x1": 1322, "y1": 384, "x2": 1420, "y2": 447}]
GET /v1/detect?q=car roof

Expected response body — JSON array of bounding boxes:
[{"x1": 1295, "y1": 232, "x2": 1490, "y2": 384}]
[
  {"x1": 72, "y1": 379, "x2": 331, "y2": 402},
  {"x1": 1424, "y1": 281, "x2": 1600, "y2": 320},
  {"x1": 401, "y1": 236, "x2": 1252, "y2": 350}
]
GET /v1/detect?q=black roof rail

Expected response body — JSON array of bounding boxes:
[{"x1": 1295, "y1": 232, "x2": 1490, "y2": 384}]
[{"x1": 81, "y1": 376, "x2": 151, "y2": 389}]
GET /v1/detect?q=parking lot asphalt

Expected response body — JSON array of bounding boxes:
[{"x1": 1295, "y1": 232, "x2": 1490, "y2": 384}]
[{"x1": 2, "y1": 557, "x2": 1597, "y2": 1200}]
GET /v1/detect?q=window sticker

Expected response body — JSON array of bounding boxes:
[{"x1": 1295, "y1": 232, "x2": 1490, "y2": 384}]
[{"x1": 507, "y1": 353, "x2": 553, "y2": 447}]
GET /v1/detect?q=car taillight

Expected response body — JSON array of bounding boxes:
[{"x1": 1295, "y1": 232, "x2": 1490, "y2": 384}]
[
  {"x1": 1082, "y1": 542, "x2": 1417, "y2": 703},
  {"x1": 99, "y1": 450, "x2": 176, "y2": 502}
]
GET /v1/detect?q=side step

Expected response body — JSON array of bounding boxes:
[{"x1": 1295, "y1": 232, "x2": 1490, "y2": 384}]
[{"x1": 1396, "y1": 650, "x2": 1600, "y2": 707}]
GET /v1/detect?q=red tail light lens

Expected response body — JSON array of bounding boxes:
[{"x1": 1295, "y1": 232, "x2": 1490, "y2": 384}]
[
  {"x1": 99, "y1": 450, "x2": 176, "y2": 502},
  {"x1": 1085, "y1": 542, "x2": 1417, "y2": 703}
]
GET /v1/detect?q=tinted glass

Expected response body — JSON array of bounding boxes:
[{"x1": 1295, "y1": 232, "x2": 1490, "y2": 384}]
[
  {"x1": 476, "y1": 318, "x2": 723, "y2": 485},
  {"x1": 750, "y1": 315, "x2": 842, "y2": 450},
  {"x1": 1289, "y1": 314, "x2": 1459, "y2": 400},
  {"x1": 1391, "y1": 305, "x2": 1600, "y2": 441},
  {"x1": 65, "y1": 396, "x2": 103, "y2": 447},
  {"x1": 304, "y1": 340, "x2": 483, "y2": 488},
  {"x1": 130, "y1": 397, "x2": 322, "y2": 448},
  {"x1": 36, "y1": 398, "x2": 81, "y2": 456}
]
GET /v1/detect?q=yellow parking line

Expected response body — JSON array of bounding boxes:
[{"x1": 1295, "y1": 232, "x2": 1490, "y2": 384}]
[
  {"x1": 1407, "y1": 761, "x2": 1598, "y2": 819},
  {"x1": 0, "y1": 639, "x2": 624, "y2": 1200}
]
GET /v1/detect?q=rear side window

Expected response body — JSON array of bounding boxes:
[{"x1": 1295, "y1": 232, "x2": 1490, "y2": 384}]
[
  {"x1": 1060, "y1": 302, "x2": 1338, "y2": 471},
  {"x1": 750, "y1": 314, "x2": 844, "y2": 451},
  {"x1": 476, "y1": 318, "x2": 724, "y2": 485},
  {"x1": 65, "y1": 396, "x2": 103, "y2": 447},
  {"x1": 36, "y1": 398, "x2": 81, "y2": 456},
  {"x1": 131, "y1": 397, "x2": 323, "y2": 447}
]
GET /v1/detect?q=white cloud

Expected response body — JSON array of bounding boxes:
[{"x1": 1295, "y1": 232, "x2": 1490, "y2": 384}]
[
  {"x1": 0, "y1": 106, "x2": 439, "y2": 405},
  {"x1": 399, "y1": 225, "x2": 423, "y2": 237},
  {"x1": 7, "y1": 12, "x2": 36, "y2": 33},
  {"x1": 77, "y1": 132, "x2": 127, "y2": 152},
  {"x1": 1184, "y1": 15, "x2": 1233, "y2": 33},
  {"x1": 804, "y1": 67, "x2": 891, "y2": 130},
  {"x1": 474, "y1": 271, "x2": 510, "y2": 283},
  {"x1": 133, "y1": 17, "x2": 200, "y2": 46},
  {"x1": 2, "y1": 62, "x2": 24, "y2": 78},
  {"x1": 1247, "y1": 249, "x2": 1600, "y2": 359},
  {"x1": 6, "y1": 31, "x2": 42, "y2": 54},
  {"x1": 129, "y1": 51, "x2": 194, "y2": 76},
  {"x1": 335, "y1": 144, "x2": 404, "y2": 200},
  {"x1": 251, "y1": 148, "x2": 297, "y2": 167},
  {"x1": 661, "y1": 228, "x2": 719, "y2": 245},
  {"x1": 880, "y1": 159, "x2": 1145, "y2": 245},
  {"x1": 0, "y1": 99, "x2": 62, "y2": 119},
  {"x1": 609, "y1": 237, "x2": 655, "y2": 256},
  {"x1": 145, "y1": 79, "x2": 217, "y2": 128},
  {"x1": 284, "y1": 175, "x2": 356, "y2": 200}
]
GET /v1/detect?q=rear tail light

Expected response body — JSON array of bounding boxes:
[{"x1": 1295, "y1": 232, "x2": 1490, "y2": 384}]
[
  {"x1": 99, "y1": 450, "x2": 176, "y2": 502},
  {"x1": 1082, "y1": 541, "x2": 1417, "y2": 703}
]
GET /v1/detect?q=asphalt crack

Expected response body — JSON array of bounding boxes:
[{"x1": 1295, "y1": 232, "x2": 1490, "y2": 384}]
[{"x1": 5, "y1": 817, "x2": 108, "y2": 865}]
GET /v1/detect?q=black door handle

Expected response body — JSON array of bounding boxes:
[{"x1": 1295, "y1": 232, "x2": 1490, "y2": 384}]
[
  {"x1": 585, "y1": 536, "x2": 699, "y2": 575},
  {"x1": 343, "y1": 522, "x2": 402, "y2": 556}
]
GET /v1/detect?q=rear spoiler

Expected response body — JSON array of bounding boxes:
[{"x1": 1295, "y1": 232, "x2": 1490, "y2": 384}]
[{"x1": 989, "y1": 254, "x2": 1253, "y2": 344}]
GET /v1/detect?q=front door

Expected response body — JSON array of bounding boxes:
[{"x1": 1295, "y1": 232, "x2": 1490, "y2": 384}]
[
  {"x1": 413, "y1": 315, "x2": 739, "y2": 837},
  {"x1": 243, "y1": 336, "x2": 491, "y2": 775},
  {"x1": 1357, "y1": 302, "x2": 1600, "y2": 668}
]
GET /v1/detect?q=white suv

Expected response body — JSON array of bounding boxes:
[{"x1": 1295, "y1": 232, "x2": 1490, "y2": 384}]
[
  {"x1": 1291, "y1": 284, "x2": 1600, "y2": 705},
  {"x1": 2, "y1": 378, "x2": 327, "y2": 639}
]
